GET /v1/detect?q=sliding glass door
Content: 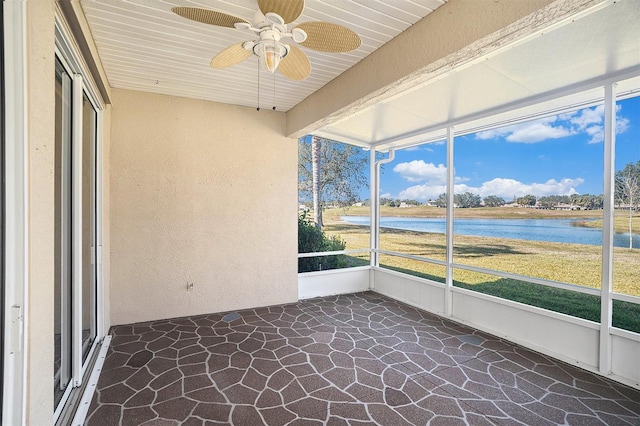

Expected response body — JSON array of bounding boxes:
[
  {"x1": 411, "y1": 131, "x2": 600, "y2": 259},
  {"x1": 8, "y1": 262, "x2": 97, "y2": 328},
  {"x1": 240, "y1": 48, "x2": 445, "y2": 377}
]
[
  {"x1": 54, "y1": 58, "x2": 72, "y2": 409},
  {"x1": 54, "y1": 56, "x2": 99, "y2": 418}
]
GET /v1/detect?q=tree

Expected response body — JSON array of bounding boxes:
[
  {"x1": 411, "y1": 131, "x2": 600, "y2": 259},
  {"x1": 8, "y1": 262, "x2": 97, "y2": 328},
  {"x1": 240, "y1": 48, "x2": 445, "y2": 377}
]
[
  {"x1": 538, "y1": 195, "x2": 570, "y2": 209},
  {"x1": 435, "y1": 193, "x2": 448, "y2": 208},
  {"x1": 454, "y1": 192, "x2": 481, "y2": 208},
  {"x1": 517, "y1": 194, "x2": 537, "y2": 207},
  {"x1": 570, "y1": 193, "x2": 603, "y2": 210},
  {"x1": 615, "y1": 160, "x2": 640, "y2": 250},
  {"x1": 483, "y1": 195, "x2": 506, "y2": 207},
  {"x1": 299, "y1": 136, "x2": 369, "y2": 227}
]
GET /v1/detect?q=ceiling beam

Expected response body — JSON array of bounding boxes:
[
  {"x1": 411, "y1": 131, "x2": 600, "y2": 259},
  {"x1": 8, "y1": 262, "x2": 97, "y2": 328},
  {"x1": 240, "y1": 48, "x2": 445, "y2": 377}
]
[{"x1": 285, "y1": 0, "x2": 605, "y2": 140}]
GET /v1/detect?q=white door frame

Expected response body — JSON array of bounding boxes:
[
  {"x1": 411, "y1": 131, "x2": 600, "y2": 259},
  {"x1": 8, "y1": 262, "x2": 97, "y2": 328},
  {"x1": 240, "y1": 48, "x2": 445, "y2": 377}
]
[{"x1": 3, "y1": 1, "x2": 28, "y2": 425}]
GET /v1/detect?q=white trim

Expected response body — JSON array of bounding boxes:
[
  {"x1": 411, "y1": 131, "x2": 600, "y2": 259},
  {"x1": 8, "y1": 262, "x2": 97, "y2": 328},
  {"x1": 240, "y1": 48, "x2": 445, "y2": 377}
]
[
  {"x1": 297, "y1": 249, "x2": 370, "y2": 258},
  {"x1": 79, "y1": 337, "x2": 99, "y2": 381},
  {"x1": 599, "y1": 83, "x2": 616, "y2": 374},
  {"x1": 54, "y1": 10, "x2": 104, "y2": 110},
  {"x1": 610, "y1": 326, "x2": 640, "y2": 342},
  {"x1": 52, "y1": 380, "x2": 74, "y2": 422},
  {"x1": 298, "y1": 265, "x2": 370, "y2": 277},
  {"x1": 369, "y1": 149, "x2": 376, "y2": 270},
  {"x1": 71, "y1": 74, "x2": 83, "y2": 387},
  {"x1": 70, "y1": 336, "x2": 111, "y2": 426},
  {"x1": 373, "y1": 150, "x2": 395, "y2": 273},
  {"x1": 58, "y1": 62, "x2": 72, "y2": 397},
  {"x1": 3, "y1": 1, "x2": 28, "y2": 424},
  {"x1": 376, "y1": 249, "x2": 446, "y2": 267},
  {"x1": 612, "y1": 292, "x2": 640, "y2": 304},
  {"x1": 95, "y1": 108, "x2": 104, "y2": 338},
  {"x1": 368, "y1": 149, "x2": 376, "y2": 290},
  {"x1": 445, "y1": 127, "x2": 454, "y2": 317}
]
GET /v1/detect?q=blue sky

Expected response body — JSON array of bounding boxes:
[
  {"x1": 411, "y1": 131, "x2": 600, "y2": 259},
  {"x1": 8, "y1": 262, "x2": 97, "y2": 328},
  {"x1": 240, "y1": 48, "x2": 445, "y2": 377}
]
[{"x1": 377, "y1": 96, "x2": 640, "y2": 202}]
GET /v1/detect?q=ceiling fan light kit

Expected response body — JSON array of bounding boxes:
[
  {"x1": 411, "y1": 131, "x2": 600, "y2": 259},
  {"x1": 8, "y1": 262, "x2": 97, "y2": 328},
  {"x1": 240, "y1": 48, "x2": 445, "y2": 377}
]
[
  {"x1": 171, "y1": 0, "x2": 361, "y2": 81},
  {"x1": 253, "y1": 40, "x2": 289, "y2": 74}
]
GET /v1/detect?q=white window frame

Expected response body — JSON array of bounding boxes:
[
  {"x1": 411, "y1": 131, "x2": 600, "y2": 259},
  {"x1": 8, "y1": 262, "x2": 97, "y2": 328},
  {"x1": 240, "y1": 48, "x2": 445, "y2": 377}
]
[{"x1": 3, "y1": 1, "x2": 28, "y2": 425}]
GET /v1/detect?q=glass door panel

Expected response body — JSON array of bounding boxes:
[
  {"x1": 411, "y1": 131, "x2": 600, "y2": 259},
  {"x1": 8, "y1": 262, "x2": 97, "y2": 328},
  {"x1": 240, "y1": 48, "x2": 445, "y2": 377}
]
[
  {"x1": 81, "y1": 93, "x2": 96, "y2": 363},
  {"x1": 54, "y1": 59, "x2": 72, "y2": 408}
]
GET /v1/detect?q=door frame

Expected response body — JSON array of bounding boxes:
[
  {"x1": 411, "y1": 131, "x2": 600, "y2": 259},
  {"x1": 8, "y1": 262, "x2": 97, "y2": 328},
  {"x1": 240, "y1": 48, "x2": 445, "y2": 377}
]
[{"x1": 2, "y1": 1, "x2": 28, "y2": 424}]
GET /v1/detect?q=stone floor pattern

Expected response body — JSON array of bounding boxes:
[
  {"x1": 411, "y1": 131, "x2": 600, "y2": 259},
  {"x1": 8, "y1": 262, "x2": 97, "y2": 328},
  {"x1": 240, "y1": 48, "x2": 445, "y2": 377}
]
[{"x1": 85, "y1": 292, "x2": 640, "y2": 425}]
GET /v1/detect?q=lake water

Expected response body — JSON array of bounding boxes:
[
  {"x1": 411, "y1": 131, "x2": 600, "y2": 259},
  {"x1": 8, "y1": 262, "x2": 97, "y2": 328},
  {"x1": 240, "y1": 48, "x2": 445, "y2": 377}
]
[{"x1": 340, "y1": 216, "x2": 640, "y2": 249}]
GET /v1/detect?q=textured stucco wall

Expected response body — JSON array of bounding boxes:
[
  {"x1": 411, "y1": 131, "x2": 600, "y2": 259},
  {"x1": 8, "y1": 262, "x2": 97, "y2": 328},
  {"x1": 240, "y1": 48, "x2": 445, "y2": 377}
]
[
  {"x1": 286, "y1": 0, "x2": 603, "y2": 137},
  {"x1": 26, "y1": 1, "x2": 56, "y2": 423},
  {"x1": 109, "y1": 89, "x2": 297, "y2": 325},
  {"x1": 102, "y1": 104, "x2": 112, "y2": 335}
]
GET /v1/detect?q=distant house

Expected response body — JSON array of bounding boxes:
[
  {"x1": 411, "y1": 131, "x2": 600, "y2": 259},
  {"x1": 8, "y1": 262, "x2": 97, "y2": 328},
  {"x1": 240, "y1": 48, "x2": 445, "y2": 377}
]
[{"x1": 554, "y1": 203, "x2": 578, "y2": 210}]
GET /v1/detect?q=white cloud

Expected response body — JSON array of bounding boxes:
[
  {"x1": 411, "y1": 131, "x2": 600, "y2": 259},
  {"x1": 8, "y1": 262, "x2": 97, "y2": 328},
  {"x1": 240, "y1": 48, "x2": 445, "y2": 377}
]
[
  {"x1": 569, "y1": 105, "x2": 604, "y2": 130},
  {"x1": 398, "y1": 184, "x2": 447, "y2": 201},
  {"x1": 474, "y1": 177, "x2": 583, "y2": 199},
  {"x1": 397, "y1": 177, "x2": 584, "y2": 201},
  {"x1": 477, "y1": 117, "x2": 574, "y2": 143},
  {"x1": 476, "y1": 104, "x2": 630, "y2": 144},
  {"x1": 506, "y1": 122, "x2": 574, "y2": 143},
  {"x1": 393, "y1": 160, "x2": 447, "y2": 184},
  {"x1": 567, "y1": 104, "x2": 631, "y2": 144}
]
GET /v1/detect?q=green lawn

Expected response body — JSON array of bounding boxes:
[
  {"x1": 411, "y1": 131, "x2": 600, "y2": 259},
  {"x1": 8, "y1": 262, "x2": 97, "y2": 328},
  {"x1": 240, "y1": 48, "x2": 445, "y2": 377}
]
[{"x1": 317, "y1": 208, "x2": 640, "y2": 333}]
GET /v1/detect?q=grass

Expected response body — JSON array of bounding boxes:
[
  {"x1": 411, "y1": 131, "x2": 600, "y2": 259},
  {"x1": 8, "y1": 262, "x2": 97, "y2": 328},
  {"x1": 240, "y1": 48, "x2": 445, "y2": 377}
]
[
  {"x1": 573, "y1": 213, "x2": 640, "y2": 235},
  {"x1": 376, "y1": 262, "x2": 640, "y2": 333},
  {"x1": 316, "y1": 208, "x2": 640, "y2": 333}
]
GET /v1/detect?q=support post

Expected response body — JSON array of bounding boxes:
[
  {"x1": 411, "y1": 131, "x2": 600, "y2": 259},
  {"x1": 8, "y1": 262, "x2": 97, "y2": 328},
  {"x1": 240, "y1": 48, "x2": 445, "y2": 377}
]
[
  {"x1": 445, "y1": 127, "x2": 455, "y2": 317},
  {"x1": 369, "y1": 149, "x2": 376, "y2": 289},
  {"x1": 600, "y1": 83, "x2": 616, "y2": 374}
]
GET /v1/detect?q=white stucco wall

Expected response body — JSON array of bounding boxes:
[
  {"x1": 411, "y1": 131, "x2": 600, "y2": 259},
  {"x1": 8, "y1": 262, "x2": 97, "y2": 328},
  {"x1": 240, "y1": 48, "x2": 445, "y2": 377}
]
[
  {"x1": 109, "y1": 89, "x2": 298, "y2": 325},
  {"x1": 26, "y1": 1, "x2": 56, "y2": 423},
  {"x1": 101, "y1": 104, "x2": 112, "y2": 335}
]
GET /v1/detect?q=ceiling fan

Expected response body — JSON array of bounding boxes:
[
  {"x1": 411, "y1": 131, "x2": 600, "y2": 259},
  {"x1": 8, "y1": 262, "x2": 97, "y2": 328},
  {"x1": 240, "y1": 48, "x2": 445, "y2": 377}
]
[{"x1": 171, "y1": 0, "x2": 361, "y2": 81}]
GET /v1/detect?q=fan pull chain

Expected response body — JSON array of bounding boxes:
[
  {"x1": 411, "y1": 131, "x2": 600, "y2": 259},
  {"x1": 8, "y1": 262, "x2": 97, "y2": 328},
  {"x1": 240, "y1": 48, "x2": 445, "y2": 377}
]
[
  {"x1": 272, "y1": 69, "x2": 276, "y2": 111},
  {"x1": 256, "y1": 58, "x2": 260, "y2": 111}
]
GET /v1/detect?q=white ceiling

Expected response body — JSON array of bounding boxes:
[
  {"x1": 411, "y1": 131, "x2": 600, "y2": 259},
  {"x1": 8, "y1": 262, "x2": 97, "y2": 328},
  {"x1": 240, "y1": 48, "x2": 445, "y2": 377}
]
[
  {"x1": 81, "y1": 0, "x2": 447, "y2": 112},
  {"x1": 313, "y1": 0, "x2": 640, "y2": 149}
]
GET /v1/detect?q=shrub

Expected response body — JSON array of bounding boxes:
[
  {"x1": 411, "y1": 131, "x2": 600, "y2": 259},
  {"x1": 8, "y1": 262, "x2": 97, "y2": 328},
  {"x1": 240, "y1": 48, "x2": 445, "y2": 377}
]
[{"x1": 298, "y1": 210, "x2": 346, "y2": 272}]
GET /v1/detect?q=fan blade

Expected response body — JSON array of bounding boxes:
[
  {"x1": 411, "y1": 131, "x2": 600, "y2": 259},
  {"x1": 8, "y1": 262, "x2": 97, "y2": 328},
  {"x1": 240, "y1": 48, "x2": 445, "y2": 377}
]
[
  {"x1": 278, "y1": 45, "x2": 310, "y2": 81},
  {"x1": 258, "y1": 0, "x2": 304, "y2": 24},
  {"x1": 296, "y1": 22, "x2": 361, "y2": 53},
  {"x1": 172, "y1": 7, "x2": 249, "y2": 28},
  {"x1": 211, "y1": 43, "x2": 252, "y2": 69}
]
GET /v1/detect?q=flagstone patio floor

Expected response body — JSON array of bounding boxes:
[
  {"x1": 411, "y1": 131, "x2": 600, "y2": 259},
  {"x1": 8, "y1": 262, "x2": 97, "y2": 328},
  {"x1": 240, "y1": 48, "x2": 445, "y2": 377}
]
[{"x1": 84, "y1": 292, "x2": 640, "y2": 425}]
